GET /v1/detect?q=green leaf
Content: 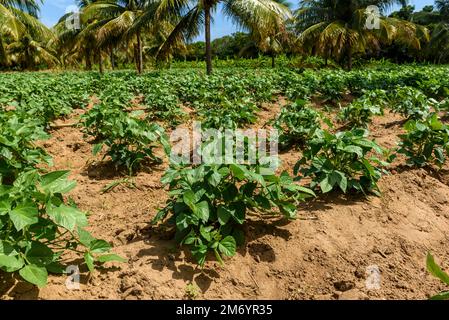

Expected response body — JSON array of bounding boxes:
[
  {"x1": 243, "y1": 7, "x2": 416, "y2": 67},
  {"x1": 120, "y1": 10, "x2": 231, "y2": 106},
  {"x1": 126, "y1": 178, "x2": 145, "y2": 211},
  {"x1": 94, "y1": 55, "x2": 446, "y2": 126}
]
[
  {"x1": 26, "y1": 242, "x2": 55, "y2": 266},
  {"x1": 319, "y1": 176, "x2": 334, "y2": 193},
  {"x1": 342, "y1": 145, "x2": 363, "y2": 158},
  {"x1": 194, "y1": 201, "x2": 210, "y2": 223},
  {"x1": 19, "y1": 265, "x2": 48, "y2": 288},
  {"x1": 84, "y1": 252, "x2": 95, "y2": 272},
  {"x1": 254, "y1": 195, "x2": 271, "y2": 209},
  {"x1": 9, "y1": 201, "x2": 38, "y2": 231},
  {"x1": 208, "y1": 171, "x2": 222, "y2": 187},
  {"x1": 40, "y1": 171, "x2": 76, "y2": 194},
  {"x1": 192, "y1": 244, "x2": 208, "y2": 266},
  {"x1": 97, "y1": 254, "x2": 127, "y2": 263},
  {"x1": 47, "y1": 205, "x2": 87, "y2": 231},
  {"x1": 330, "y1": 171, "x2": 347, "y2": 193},
  {"x1": 231, "y1": 201, "x2": 246, "y2": 224},
  {"x1": 183, "y1": 190, "x2": 197, "y2": 211},
  {"x1": 217, "y1": 206, "x2": 232, "y2": 225},
  {"x1": 0, "y1": 255, "x2": 24, "y2": 272},
  {"x1": 78, "y1": 228, "x2": 96, "y2": 247},
  {"x1": 93, "y1": 143, "x2": 103, "y2": 156},
  {"x1": 0, "y1": 199, "x2": 11, "y2": 215},
  {"x1": 89, "y1": 239, "x2": 112, "y2": 254},
  {"x1": 230, "y1": 164, "x2": 246, "y2": 180},
  {"x1": 218, "y1": 236, "x2": 236, "y2": 257},
  {"x1": 430, "y1": 291, "x2": 449, "y2": 300},
  {"x1": 176, "y1": 214, "x2": 189, "y2": 231},
  {"x1": 200, "y1": 225, "x2": 213, "y2": 242},
  {"x1": 427, "y1": 252, "x2": 449, "y2": 285}
]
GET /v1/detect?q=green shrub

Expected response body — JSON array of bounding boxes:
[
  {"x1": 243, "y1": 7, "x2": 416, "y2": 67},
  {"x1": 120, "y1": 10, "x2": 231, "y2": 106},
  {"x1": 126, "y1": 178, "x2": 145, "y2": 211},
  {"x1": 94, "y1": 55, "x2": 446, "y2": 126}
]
[
  {"x1": 338, "y1": 90, "x2": 387, "y2": 128},
  {"x1": 294, "y1": 128, "x2": 390, "y2": 195},
  {"x1": 0, "y1": 169, "x2": 125, "y2": 288},
  {"x1": 389, "y1": 86, "x2": 435, "y2": 120},
  {"x1": 272, "y1": 99, "x2": 323, "y2": 149},
  {"x1": 153, "y1": 137, "x2": 314, "y2": 266},
  {"x1": 82, "y1": 105, "x2": 169, "y2": 175},
  {"x1": 0, "y1": 112, "x2": 51, "y2": 184},
  {"x1": 398, "y1": 113, "x2": 449, "y2": 168}
]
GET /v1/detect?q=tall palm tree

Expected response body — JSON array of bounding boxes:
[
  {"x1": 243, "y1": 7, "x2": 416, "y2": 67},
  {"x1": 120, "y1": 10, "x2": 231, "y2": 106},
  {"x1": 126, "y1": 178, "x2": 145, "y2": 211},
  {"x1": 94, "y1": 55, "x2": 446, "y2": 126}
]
[
  {"x1": 427, "y1": 0, "x2": 449, "y2": 63},
  {"x1": 82, "y1": 0, "x2": 151, "y2": 73},
  {"x1": 146, "y1": 0, "x2": 292, "y2": 74},
  {"x1": 0, "y1": 0, "x2": 55, "y2": 69},
  {"x1": 6, "y1": 34, "x2": 58, "y2": 69},
  {"x1": 250, "y1": 0, "x2": 294, "y2": 68},
  {"x1": 295, "y1": 0, "x2": 429, "y2": 70}
]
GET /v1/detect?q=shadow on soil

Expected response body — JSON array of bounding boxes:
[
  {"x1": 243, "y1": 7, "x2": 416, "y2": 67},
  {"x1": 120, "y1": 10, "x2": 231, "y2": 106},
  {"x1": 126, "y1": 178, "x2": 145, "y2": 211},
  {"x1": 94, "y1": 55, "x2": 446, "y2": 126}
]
[{"x1": 82, "y1": 159, "x2": 165, "y2": 181}]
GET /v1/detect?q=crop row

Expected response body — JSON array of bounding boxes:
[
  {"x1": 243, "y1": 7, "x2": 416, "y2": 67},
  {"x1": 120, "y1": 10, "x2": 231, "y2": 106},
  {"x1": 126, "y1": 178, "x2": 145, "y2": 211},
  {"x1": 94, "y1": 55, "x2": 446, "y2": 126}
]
[{"x1": 1, "y1": 64, "x2": 449, "y2": 286}]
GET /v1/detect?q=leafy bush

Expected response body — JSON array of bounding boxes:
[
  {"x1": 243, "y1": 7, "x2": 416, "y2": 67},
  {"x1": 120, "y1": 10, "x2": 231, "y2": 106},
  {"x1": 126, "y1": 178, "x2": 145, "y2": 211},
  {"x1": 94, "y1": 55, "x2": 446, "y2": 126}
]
[
  {"x1": 320, "y1": 72, "x2": 347, "y2": 102},
  {"x1": 294, "y1": 128, "x2": 389, "y2": 195},
  {"x1": 82, "y1": 106, "x2": 169, "y2": 175},
  {"x1": 398, "y1": 113, "x2": 449, "y2": 168},
  {"x1": 426, "y1": 253, "x2": 449, "y2": 300},
  {"x1": 272, "y1": 99, "x2": 322, "y2": 149},
  {"x1": 153, "y1": 138, "x2": 314, "y2": 266},
  {"x1": 389, "y1": 86, "x2": 435, "y2": 120},
  {"x1": 0, "y1": 169, "x2": 125, "y2": 288},
  {"x1": 199, "y1": 99, "x2": 258, "y2": 130},
  {"x1": 338, "y1": 90, "x2": 386, "y2": 128},
  {"x1": 0, "y1": 113, "x2": 52, "y2": 184}
]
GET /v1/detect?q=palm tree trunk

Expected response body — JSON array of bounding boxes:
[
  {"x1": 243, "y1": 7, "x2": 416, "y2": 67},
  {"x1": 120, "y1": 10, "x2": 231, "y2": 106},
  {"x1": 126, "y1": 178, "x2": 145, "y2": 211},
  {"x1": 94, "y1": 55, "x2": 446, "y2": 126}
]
[
  {"x1": 110, "y1": 46, "x2": 115, "y2": 70},
  {"x1": 271, "y1": 53, "x2": 275, "y2": 68},
  {"x1": 137, "y1": 31, "x2": 143, "y2": 74},
  {"x1": 85, "y1": 49, "x2": 92, "y2": 71},
  {"x1": 204, "y1": 5, "x2": 213, "y2": 75},
  {"x1": 0, "y1": 37, "x2": 7, "y2": 66},
  {"x1": 98, "y1": 50, "x2": 104, "y2": 74},
  {"x1": 347, "y1": 47, "x2": 352, "y2": 71}
]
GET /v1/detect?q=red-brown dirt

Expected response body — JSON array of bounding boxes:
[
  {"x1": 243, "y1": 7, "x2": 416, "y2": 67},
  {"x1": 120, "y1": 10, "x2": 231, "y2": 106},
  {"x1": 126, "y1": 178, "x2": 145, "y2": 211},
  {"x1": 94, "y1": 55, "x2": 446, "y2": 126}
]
[{"x1": 1, "y1": 101, "x2": 449, "y2": 300}]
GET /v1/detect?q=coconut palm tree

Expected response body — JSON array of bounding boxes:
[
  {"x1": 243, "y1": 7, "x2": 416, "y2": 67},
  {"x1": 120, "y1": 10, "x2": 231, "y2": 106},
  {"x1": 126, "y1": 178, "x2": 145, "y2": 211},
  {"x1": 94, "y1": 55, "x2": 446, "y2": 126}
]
[
  {"x1": 145, "y1": 0, "x2": 292, "y2": 74},
  {"x1": 0, "y1": 0, "x2": 55, "y2": 69},
  {"x1": 6, "y1": 34, "x2": 58, "y2": 69},
  {"x1": 81, "y1": 0, "x2": 152, "y2": 73},
  {"x1": 295, "y1": 0, "x2": 429, "y2": 70},
  {"x1": 250, "y1": 0, "x2": 294, "y2": 68},
  {"x1": 427, "y1": 0, "x2": 449, "y2": 63}
]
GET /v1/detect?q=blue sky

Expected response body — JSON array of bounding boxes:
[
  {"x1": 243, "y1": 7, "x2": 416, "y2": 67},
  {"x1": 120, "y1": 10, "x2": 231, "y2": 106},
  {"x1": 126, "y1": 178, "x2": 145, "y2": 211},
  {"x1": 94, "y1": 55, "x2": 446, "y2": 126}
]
[{"x1": 40, "y1": 0, "x2": 436, "y2": 40}]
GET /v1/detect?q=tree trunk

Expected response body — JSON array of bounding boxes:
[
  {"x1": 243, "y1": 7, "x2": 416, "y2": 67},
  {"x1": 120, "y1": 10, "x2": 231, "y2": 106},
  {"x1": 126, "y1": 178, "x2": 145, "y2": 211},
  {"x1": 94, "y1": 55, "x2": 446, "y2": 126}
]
[
  {"x1": 98, "y1": 50, "x2": 104, "y2": 74},
  {"x1": 85, "y1": 49, "x2": 92, "y2": 71},
  {"x1": 347, "y1": 46, "x2": 352, "y2": 71},
  {"x1": 136, "y1": 31, "x2": 143, "y2": 74},
  {"x1": 110, "y1": 46, "x2": 115, "y2": 70},
  {"x1": 204, "y1": 6, "x2": 213, "y2": 75},
  {"x1": 271, "y1": 53, "x2": 275, "y2": 68}
]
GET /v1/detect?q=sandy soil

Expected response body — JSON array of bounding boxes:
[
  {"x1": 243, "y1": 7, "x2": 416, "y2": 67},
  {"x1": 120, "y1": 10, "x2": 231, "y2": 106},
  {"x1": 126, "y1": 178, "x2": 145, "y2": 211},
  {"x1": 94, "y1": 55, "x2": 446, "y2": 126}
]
[{"x1": 1, "y1": 100, "x2": 449, "y2": 300}]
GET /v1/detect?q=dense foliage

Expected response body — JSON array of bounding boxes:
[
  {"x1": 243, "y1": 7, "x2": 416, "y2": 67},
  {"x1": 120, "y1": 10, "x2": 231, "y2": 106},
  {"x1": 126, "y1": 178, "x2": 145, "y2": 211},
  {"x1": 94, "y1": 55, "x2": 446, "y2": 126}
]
[
  {"x1": 272, "y1": 99, "x2": 323, "y2": 149},
  {"x1": 0, "y1": 110, "x2": 124, "y2": 287},
  {"x1": 294, "y1": 128, "x2": 390, "y2": 195},
  {"x1": 398, "y1": 113, "x2": 449, "y2": 168},
  {"x1": 1, "y1": 63, "x2": 449, "y2": 272},
  {"x1": 154, "y1": 137, "x2": 314, "y2": 266}
]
